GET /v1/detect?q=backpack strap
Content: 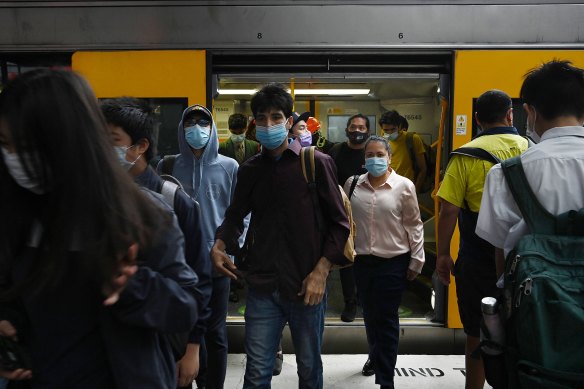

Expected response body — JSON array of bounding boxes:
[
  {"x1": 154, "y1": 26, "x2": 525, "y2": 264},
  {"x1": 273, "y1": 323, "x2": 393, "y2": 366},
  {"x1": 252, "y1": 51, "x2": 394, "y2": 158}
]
[
  {"x1": 160, "y1": 179, "x2": 180, "y2": 209},
  {"x1": 451, "y1": 147, "x2": 502, "y2": 165},
  {"x1": 501, "y1": 156, "x2": 556, "y2": 234},
  {"x1": 316, "y1": 133, "x2": 327, "y2": 149},
  {"x1": 405, "y1": 132, "x2": 416, "y2": 170},
  {"x1": 300, "y1": 147, "x2": 324, "y2": 232},
  {"x1": 161, "y1": 155, "x2": 176, "y2": 176},
  {"x1": 349, "y1": 175, "x2": 359, "y2": 199}
]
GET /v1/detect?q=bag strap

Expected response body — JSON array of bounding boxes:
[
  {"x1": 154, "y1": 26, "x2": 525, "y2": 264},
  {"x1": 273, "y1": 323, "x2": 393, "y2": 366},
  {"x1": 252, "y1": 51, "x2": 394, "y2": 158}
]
[
  {"x1": 349, "y1": 175, "x2": 359, "y2": 199},
  {"x1": 405, "y1": 132, "x2": 416, "y2": 169},
  {"x1": 300, "y1": 147, "x2": 324, "y2": 231},
  {"x1": 451, "y1": 147, "x2": 502, "y2": 165},
  {"x1": 160, "y1": 180, "x2": 179, "y2": 208},
  {"x1": 501, "y1": 156, "x2": 556, "y2": 234},
  {"x1": 161, "y1": 155, "x2": 176, "y2": 176}
]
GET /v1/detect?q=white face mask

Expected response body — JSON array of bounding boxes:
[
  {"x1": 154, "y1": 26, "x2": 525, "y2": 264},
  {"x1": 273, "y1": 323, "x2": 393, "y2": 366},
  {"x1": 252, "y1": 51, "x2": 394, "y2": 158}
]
[
  {"x1": 526, "y1": 111, "x2": 540, "y2": 143},
  {"x1": 1, "y1": 147, "x2": 47, "y2": 194}
]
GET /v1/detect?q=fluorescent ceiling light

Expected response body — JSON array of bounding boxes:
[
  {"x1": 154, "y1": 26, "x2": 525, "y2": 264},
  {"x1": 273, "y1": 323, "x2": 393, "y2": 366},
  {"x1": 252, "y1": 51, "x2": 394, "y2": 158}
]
[
  {"x1": 294, "y1": 89, "x2": 370, "y2": 95},
  {"x1": 217, "y1": 88, "x2": 370, "y2": 96},
  {"x1": 217, "y1": 89, "x2": 257, "y2": 95}
]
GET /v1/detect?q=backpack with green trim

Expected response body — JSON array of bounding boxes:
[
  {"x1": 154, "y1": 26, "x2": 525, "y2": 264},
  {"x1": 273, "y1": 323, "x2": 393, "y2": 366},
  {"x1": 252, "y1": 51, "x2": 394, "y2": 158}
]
[{"x1": 501, "y1": 156, "x2": 584, "y2": 389}]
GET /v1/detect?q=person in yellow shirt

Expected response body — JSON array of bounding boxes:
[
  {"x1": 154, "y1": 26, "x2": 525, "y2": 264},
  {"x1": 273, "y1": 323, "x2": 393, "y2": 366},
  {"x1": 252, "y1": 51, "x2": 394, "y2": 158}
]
[
  {"x1": 379, "y1": 110, "x2": 427, "y2": 193},
  {"x1": 436, "y1": 90, "x2": 528, "y2": 389}
]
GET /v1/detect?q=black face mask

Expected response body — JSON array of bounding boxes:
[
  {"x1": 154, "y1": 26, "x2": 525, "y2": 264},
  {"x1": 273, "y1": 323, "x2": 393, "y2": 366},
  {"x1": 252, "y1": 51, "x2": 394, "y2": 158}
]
[{"x1": 346, "y1": 130, "x2": 370, "y2": 145}]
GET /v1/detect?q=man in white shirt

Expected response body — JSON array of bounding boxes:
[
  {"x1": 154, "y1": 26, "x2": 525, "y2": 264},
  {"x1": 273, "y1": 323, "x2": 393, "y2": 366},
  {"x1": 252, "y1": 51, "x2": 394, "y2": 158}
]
[{"x1": 476, "y1": 59, "x2": 584, "y2": 276}]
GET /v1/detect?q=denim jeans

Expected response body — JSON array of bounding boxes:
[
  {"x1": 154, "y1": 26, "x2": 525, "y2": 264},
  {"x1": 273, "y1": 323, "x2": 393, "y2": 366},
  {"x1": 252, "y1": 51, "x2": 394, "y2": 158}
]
[
  {"x1": 243, "y1": 288, "x2": 326, "y2": 389},
  {"x1": 354, "y1": 253, "x2": 409, "y2": 388},
  {"x1": 195, "y1": 276, "x2": 230, "y2": 389}
]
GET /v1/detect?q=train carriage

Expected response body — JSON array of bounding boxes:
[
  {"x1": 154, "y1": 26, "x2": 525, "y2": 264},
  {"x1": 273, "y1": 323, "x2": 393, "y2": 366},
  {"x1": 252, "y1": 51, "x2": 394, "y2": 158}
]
[{"x1": 2, "y1": 0, "x2": 583, "y2": 354}]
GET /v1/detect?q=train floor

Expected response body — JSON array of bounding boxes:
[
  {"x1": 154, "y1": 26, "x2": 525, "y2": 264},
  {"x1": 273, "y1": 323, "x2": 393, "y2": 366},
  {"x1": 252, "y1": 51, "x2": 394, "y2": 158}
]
[
  {"x1": 220, "y1": 354, "x2": 494, "y2": 388},
  {"x1": 227, "y1": 267, "x2": 435, "y2": 321}
]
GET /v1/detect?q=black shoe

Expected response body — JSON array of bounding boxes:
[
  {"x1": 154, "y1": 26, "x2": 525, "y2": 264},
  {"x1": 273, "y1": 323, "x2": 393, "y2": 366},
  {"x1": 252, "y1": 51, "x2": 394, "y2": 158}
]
[
  {"x1": 273, "y1": 352, "x2": 283, "y2": 376},
  {"x1": 341, "y1": 302, "x2": 357, "y2": 322},
  {"x1": 361, "y1": 358, "x2": 375, "y2": 376}
]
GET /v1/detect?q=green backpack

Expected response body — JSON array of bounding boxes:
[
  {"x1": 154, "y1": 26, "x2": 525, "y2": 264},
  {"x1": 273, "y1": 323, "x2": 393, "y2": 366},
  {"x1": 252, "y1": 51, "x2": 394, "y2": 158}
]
[{"x1": 501, "y1": 156, "x2": 584, "y2": 389}]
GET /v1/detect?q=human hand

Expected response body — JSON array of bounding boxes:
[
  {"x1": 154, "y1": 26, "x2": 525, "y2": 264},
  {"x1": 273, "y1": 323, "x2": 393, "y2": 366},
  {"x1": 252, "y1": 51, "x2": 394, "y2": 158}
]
[
  {"x1": 298, "y1": 257, "x2": 330, "y2": 305},
  {"x1": 177, "y1": 343, "x2": 200, "y2": 387},
  {"x1": 0, "y1": 320, "x2": 32, "y2": 381},
  {"x1": 211, "y1": 240, "x2": 239, "y2": 280},
  {"x1": 436, "y1": 254, "x2": 454, "y2": 285},
  {"x1": 103, "y1": 243, "x2": 139, "y2": 306}
]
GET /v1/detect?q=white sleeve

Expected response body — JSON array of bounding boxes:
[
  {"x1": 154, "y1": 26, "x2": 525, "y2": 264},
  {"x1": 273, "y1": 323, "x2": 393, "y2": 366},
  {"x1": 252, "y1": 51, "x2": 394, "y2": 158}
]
[{"x1": 475, "y1": 165, "x2": 522, "y2": 249}]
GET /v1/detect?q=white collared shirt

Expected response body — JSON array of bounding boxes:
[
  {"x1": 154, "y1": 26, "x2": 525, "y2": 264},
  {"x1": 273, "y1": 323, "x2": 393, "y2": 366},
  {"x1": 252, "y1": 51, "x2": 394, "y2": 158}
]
[
  {"x1": 344, "y1": 170, "x2": 425, "y2": 273},
  {"x1": 476, "y1": 126, "x2": 584, "y2": 256}
]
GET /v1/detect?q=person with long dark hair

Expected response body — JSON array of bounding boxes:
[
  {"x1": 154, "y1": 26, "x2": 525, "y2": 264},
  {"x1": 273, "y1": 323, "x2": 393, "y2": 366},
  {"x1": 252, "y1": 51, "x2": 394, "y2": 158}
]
[{"x1": 0, "y1": 69, "x2": 199, "y2": 388}]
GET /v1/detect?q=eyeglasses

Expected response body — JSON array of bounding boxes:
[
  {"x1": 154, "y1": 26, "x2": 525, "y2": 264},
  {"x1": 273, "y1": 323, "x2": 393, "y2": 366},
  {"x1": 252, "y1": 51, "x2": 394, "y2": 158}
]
[{"x1": 185, "y1": 118, "x2": 211, "y2": 127}]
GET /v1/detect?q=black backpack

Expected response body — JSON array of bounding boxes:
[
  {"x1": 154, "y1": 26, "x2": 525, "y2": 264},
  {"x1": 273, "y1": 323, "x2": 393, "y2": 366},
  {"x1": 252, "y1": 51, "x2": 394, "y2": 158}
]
[
  {"x1": 156, "y1": 155, "x2": 199, "y2": 361},
  {"x1": 405, "y1": 132, "x2": 436, "y2": 193}
]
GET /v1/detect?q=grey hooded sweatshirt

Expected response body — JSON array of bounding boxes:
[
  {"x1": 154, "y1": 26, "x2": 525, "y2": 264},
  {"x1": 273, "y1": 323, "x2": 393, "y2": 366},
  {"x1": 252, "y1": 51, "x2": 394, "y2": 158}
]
[{"x1": 157, "y1": 105, "x2": 240, "y2": 262}]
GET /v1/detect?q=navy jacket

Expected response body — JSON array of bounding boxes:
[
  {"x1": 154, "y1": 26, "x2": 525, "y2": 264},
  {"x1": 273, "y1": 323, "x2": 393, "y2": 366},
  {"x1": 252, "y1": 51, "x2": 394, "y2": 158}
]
[
  {"x1": 135, "y1": 166, "x2": 212, "y2": 343},
  {"x1": 0, "y1": 184, "x2": 199, "y2": 389}
]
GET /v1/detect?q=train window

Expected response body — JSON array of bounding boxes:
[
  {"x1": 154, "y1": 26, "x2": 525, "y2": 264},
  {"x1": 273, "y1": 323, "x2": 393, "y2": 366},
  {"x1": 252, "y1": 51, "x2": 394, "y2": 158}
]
[{"x1": 0, "y1": 53, "x2": 72, "y2": 88}]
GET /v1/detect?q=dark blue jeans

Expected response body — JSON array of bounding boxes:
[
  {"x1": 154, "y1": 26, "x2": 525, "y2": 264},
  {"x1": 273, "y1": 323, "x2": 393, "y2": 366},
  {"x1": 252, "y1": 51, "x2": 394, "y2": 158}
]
[
  {"x1": 195, "y1": 276, "x2": 230, "y2": 389},
  {"x1": 354, "y1": 253, "x2": 409, "y2": 388},
  {"x1": 243, "y1": 289, "x2": 326, "y2": 389}
]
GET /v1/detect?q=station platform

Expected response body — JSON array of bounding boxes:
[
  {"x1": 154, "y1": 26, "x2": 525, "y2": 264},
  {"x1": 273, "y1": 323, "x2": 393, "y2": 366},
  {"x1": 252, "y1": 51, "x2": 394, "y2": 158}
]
[{"x1": 223, "y1": 354, "x2": 493, "y2": 388}]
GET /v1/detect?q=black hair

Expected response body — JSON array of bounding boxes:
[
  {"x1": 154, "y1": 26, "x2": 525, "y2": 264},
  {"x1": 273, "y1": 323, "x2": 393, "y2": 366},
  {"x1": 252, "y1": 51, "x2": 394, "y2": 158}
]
[
  {"x1": 364, "y1": 135, "x2": 392, "y2": 154},
  {"x1": 475, "y1": 90, "x2": 512, "y2": 124},
  {"x1": 346, "y1": 114, "x2": 370, "y2": 131},
  {"x1": 379, "y1": 110, "x2": 401, "y2": 127},
  {"x1": 251, "y1": 83, "x2": 293, "y2": 118},
  {"x1": 399, "y1": 115, "x2": 409, "y2": 130},
  {"x1": 520, "y1": 60, "x2": 584, "y2": 120},
  {"x1": 100, "y1": 97, "x2": 159, "y2": 162},
  {"x1": 228, "y1": 113, "x2": 248, "y2": 131},
  {"x1": 0, "y1": 69, "x2": 167, "y2": 296}
]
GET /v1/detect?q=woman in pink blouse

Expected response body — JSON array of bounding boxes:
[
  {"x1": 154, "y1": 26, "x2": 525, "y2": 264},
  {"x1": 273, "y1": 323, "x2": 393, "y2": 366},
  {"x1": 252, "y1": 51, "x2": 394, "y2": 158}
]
[{"x1": 343, "y1": 135, "x2": 425, "y2": 389}]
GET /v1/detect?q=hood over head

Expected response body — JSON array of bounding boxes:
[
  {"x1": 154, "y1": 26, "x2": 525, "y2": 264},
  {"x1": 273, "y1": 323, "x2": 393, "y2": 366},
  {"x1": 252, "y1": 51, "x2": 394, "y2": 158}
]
[{"x1": 177, "y1": 104, "x2": 219, "y2": 166}]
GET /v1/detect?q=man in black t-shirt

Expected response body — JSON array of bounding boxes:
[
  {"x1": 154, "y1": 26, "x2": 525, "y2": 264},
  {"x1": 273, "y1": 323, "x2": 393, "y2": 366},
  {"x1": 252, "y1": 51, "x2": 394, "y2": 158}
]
[{"x1": 327, "y1": 114, "x2": 370, "y2": 322}]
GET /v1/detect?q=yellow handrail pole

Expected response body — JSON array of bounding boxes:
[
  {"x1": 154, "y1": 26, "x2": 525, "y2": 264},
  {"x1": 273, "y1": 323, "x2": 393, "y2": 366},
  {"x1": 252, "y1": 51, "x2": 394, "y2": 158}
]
[{"x1": 433, "y1": 97, "x2": 449, "y2": 250}]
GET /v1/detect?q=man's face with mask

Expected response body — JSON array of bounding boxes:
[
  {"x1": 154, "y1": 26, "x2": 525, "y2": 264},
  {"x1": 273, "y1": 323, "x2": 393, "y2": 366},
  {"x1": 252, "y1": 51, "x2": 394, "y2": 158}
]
[
  {"x1": 184, "y1": 112, "x2": 212, "y2": 150},
  {"x1": 346, "y1": 117, "x2": 369, "y2": 145}
]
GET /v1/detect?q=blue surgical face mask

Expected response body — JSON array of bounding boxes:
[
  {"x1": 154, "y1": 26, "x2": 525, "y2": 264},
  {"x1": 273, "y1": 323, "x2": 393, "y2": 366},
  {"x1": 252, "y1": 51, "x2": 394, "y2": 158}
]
[
  {"x1": 185, "y1": 124, "x2": 211, "y2": 149},
  {"x1": 1, "y1": 147, "x2": 47, "y2": 194},
  {"x1": 255, "y1": 121, "x2": 289, "y2": 150},
  {"x1": 113, "y1": 145, "x2": 140, "y2": 171},
  {"x1": 231, "y1": 133, "x2": 246, "y2": 144},
  {"x1": 365, "y1": 157, "x2": 389, "y2": 177}
]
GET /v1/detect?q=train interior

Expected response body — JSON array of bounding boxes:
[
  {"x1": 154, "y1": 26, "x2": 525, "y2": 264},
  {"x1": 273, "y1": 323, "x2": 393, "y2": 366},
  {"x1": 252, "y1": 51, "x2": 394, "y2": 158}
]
[{"x1": 210, "y1": 72, "x2": 445, "y2": 325}]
